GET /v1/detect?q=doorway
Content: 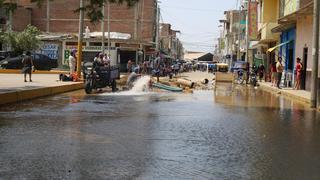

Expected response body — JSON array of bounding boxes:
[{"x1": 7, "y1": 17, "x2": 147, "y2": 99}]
[
  {"x1": 119, "y1": 50, "x2": 136, "y2": 72},
  {"x1": 301, "y1": 47, "x2": 308, "y2": 90}
]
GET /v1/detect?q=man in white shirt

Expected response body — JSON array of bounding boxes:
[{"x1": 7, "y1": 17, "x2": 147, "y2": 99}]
[{"x1": 276, "y1": 57, "x2": 284, "y2": 89}]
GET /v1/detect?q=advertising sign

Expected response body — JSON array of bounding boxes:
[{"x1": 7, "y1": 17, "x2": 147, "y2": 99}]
[
  {"x1": 39, "y1": 44, "x2": 59, "y2": 60},
  {"x1": 248, "y1": 0, "x2": 258, "y2": 41}
]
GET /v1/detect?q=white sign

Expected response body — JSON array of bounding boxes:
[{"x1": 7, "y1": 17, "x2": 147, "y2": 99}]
[{"x1": 40, "y1": 44, "x2": 59, "y2": 59}]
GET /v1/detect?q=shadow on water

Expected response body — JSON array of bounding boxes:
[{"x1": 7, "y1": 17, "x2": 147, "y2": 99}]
[{"x1": 0, "y1": 82, "x2": 320, "y2": 179}]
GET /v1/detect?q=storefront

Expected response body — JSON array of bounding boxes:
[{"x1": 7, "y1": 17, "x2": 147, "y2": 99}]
[{"x1": 279, "y1": 27, "x2": 296, "y2": 87}]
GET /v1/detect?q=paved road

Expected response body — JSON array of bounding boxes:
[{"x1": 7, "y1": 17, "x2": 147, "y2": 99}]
[
  {"x1": 0, "y1": 73, "x2": 319, "y2": 179},
  {"x1": 0, "y1": 73, "x2": 75, "y2": 93}
]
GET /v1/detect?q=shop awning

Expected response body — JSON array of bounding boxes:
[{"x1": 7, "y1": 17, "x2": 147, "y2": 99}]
[{"x1": 267, "y1": 40, "x2": 293, "y2": 52}]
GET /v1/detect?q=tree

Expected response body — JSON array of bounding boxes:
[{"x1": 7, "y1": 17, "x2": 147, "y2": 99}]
[
  {"x1": 0, "y1": 0, "x2": 139, "y2": 23},
  {"x1": 3, "y1": 25, "x2": 41, "y2": 54}
]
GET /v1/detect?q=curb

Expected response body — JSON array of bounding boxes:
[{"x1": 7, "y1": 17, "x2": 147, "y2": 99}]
[
  {"x1": 259, "y1": 83, "x2": 310, "y2": 104},
  {"x1": 0, "y1": 69, "x2": 69, "y2": 74},
  {"x1": 0, "y1": 83, "x2": 84, "y2": 106}
]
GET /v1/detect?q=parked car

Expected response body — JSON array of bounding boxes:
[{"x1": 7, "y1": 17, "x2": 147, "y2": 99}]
[
  {"x1": 0, "y1": 53, "x2": 58, "y2": 70},
  {"x1": 0, "y1": 51, "x2": 16, "y2": 62}
]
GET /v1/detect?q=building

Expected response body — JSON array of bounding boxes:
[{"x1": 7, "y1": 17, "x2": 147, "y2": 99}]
[
  {"x1": 270, "y1": 0, "x2": 317, "y2": 90},
  {"x1": 1, "y1": 0, "x2": 159, "y2": 72},
  {"x1": 159, "y1": 23, "x2": 184, "y2": 60},
  {"x1": 252, "y1": 0, "x2": 279, "y2": 73},
  {"x1": 218, "y1": 10, "x2": 246, "y2": 67}
]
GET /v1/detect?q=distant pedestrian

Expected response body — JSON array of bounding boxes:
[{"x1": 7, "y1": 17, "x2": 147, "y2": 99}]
[
  {"x1": 294, "y1": 57, "x2": 303, "y2": 90},
  {"x1": 22, "y1": 51, "x2": 34, "y2": 82},
  {"x1": 276, "y1": 57, "x2": 284, "y2": 89},
  {"x1": 271, "y1": 61, "x2": 277, "y2": 86},
  {"x1": 258, "y1": 64, "x2": 265, "y2": 82},
  {"x1": 127, "y1": 59, "x2": 133, "y2": 73},
  {"x1": 69, "y1": 51, "x2": 76, "y2": 74}
]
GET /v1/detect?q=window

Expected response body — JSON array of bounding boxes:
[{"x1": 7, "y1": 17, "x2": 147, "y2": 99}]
[{"x1": 89, "y1": 42, "x2": 102, "y2": 46}]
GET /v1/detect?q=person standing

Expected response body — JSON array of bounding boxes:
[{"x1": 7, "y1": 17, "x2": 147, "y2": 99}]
[
  {"x1": 22, "y1": 51, "x2": 34, "y2": 82},
  {"x1": 276, "y1": 57, "x2": 284, "y2": 89},
  {"x1": 69, "y1": 51, "x2": 76, "y2": 74},
  {"x1": 294, "y1": 57, "x2": 303, "y2": 90},
  {"x1": 271, "y1": 61, "x2": 277, "y2": 87},
  {"x1": 258, "y1": 64, "x2": 265, "y2": 82},
  {"x1": 127, "y1": 59, "x2": 133, "y2": 73}
]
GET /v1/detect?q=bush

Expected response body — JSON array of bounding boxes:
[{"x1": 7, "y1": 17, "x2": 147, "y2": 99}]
[{"x1": 3, "y1": 25, "x2": 42, "y2": 55}]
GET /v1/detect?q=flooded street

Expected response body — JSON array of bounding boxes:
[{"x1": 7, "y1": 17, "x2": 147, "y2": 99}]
[{"x1": 1, "y1": 83, "x2": 320, "y2": 179}]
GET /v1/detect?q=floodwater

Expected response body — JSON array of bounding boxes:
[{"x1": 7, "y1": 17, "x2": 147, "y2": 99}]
[{"x1": 0, "y1": 83, "x2": 320, "y2": 180}]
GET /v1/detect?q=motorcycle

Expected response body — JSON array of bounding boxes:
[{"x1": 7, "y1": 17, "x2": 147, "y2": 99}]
[
  {"x1": 249, "y1": 68, "x2": 258, "y2": 87},
  {"x1": 83, "y1": 62, "x2": 120, "y2": 94}
]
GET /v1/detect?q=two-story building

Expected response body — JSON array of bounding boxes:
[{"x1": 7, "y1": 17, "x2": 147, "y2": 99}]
[
  {"x1": 270, "y1": 0, "x2": 316, "y2": 90},
  {"x1": 1, "y1": 0, "x2": 159, "y2": 72}
]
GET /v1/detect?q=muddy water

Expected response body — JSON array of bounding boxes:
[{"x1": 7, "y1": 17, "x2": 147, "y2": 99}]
[{"x1": 0, "y1": 83, "x2": 319, "y2": 179}]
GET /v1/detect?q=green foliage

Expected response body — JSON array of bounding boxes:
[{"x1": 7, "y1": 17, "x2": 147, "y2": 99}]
[
  {"x1": 78, "y1": 0, "x2": 140, "y2": 23},
  {"x1": 3, "y1": 25, "x2": 42, "y2": 54}
]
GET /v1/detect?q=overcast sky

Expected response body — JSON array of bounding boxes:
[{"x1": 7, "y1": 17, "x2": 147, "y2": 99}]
[{"x1": 160, "y1": 0, "x2": 238, "y2": 53}]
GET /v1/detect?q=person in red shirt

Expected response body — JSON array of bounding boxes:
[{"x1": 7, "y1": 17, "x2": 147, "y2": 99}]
[{"x1": 294, "y1": 57, "x2": 303, "y2": 90}]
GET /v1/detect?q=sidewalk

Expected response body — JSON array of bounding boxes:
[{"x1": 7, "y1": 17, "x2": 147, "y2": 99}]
[
  {"x1": 0, "y1": 73, "x2": 84, "y2": 105},
  {"x1": 258, "y1": 81, "x2": 311, "y2": 104}
]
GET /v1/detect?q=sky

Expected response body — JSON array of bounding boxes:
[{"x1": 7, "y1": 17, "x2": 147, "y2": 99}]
[{"x1": 160, "y1": 0, "x2": 238, "y2": 53}]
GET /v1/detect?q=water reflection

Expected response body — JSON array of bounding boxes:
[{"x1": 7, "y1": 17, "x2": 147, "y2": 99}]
[{"x1": 0, "y1": 85, "x2": 319, "y2": 179}]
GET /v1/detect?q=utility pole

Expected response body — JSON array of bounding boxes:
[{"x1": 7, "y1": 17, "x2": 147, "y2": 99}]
[
  {"x1": 76, "y1": 0, "x2": 84, "y2": 78},
  {"x1": 237, "y1": 8, "x2": 242, "y2": 61},
  {"x1": 46, "y1": 0, "x2": 50, "y2": 33},
  {"x1": 155, "y1": 3, "x2": 160, "y2": 51},
  {"x1": 311, "y1": 0, "x2": 319, "y2": 108},
  {"x1": 107, "y1": 1, "x2": 111, "y2": 57},
  {"x1": 245, "y1": 0, "x2": 250, "y2": 62},
  {"x1": 102, "y1": 2, "x2": 105, "y2": 54}
]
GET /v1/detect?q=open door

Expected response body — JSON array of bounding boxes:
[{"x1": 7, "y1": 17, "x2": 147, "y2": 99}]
[{"x1": 301, "y1": 47, "x2": 308, "y2": 90}]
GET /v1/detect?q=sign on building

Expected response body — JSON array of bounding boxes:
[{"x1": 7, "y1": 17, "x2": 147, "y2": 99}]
[
  {"x1": 39, "y1": 43, "x2": 59, "y2": 60},
  {"x1": 248, "y1": 0, "x2": 258, "y2": 41}
]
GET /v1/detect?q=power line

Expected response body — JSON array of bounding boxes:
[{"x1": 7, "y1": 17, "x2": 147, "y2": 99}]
[{"x1": 160, "y1": 5, "x2": 224, "y2": 13}]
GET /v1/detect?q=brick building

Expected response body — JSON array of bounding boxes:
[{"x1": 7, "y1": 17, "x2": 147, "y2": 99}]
[
  {"x1": 160, "y1": 23, "x2": 183, "y2": 60},
  {"x1": 1, "y1": 0, "x2": 158, "y2": 71}
]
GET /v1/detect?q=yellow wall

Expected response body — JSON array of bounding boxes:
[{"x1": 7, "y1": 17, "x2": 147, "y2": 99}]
[
  {"x1": 262, "y1": 0, "x2": 278, "y2": 23},
  {"x1": 284, "y1": 0, "x2": 298, "y2": 16}
]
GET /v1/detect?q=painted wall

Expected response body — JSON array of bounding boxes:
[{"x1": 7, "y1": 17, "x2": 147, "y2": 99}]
[
  {"x1": 296, "y1": 15, "x2": 320, "y2": 76},
  {"x1": 294, "y1": 15, "x2": 320, "y2": 90},
  {"x1": 296, "y1": 16, "x2": 313, "y2": 71},
  {"x1": 284, "y1": 0, "x2": 298, "y2": 16},
  {"x1": 261, "y1": 0, "x2": 278, "y2": 23}
]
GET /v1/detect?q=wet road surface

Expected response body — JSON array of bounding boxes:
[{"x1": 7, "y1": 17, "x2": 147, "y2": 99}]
[{"x1": 0, "y1": 83, "x2": 320, "y2": 179}]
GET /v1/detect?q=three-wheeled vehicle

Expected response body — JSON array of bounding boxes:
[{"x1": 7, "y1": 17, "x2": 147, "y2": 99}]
[
  {"x1": 216, "y1": 63, "x2": 229, "y2": 72},
  {"x1": 231, "y1": 61, "x2": 250, "y2": 84},
  {"x1": 83, "y1": 62, "x2": 120, "y2": 94}
]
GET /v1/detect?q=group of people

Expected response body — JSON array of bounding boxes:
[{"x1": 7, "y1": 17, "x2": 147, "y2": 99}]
[
  {"x1": 126, "y1": 59, "x2": 182, "y2": 78},
  {"x1": 270, "y1": 57, "x2": 303, "y2": 90},
  {"x1": 93, "y1": 53, "x2": 111, "y2": 67}
]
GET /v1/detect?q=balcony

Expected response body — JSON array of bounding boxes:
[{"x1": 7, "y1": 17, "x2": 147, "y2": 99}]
[{"x1": 259, "y1": 23, "x2": 279, "y2": 42}]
